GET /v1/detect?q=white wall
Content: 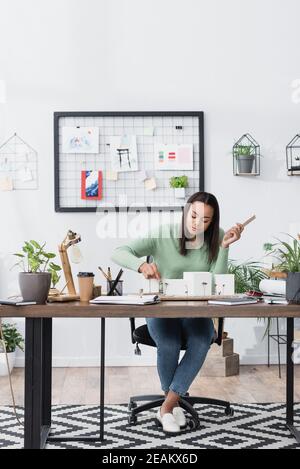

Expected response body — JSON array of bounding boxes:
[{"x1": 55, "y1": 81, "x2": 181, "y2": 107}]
[{"x1": 0, "y1": 0, "x2": 299, "y2": 367}]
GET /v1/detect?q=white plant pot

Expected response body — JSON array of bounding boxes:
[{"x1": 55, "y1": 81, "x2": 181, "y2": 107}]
[
  {"x1": 0, "y1": 351, "x2": 16, "y2": 376},
  {"x1": 174, "y1": 187, "x2": 186, "y2": 198}
]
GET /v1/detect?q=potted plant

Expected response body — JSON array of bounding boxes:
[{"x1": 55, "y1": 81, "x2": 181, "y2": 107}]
[
  {"x1": 233, "y1": 145, "x2": 255, "y2": 174},
  {"x1": 228, "y1": 259, "x2": 274, "y2": 337},
  {"x1": 228, "y1": 259, "x2": 268, "y2": 293},
  {"x1": 0, "y1": 322, "x2": 24, "y2": 376},
  {"x1": 169, "y1": 175, "x2": 188, "y2": 198},
  {"x1": 12, "y1": 240, "x2": 61, "y2": 304},
  {"x1": 263, "y1": 235, "x2": 300, "y2": 303}
]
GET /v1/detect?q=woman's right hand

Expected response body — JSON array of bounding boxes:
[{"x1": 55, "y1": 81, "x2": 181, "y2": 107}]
[{"x1": 138, "y1": 262, "x2": 161, "y2": 280}]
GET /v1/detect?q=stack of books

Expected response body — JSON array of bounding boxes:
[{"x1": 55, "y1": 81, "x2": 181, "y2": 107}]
[{"x1": 261, "y1": 294, "x2": 288, "y2": 305}]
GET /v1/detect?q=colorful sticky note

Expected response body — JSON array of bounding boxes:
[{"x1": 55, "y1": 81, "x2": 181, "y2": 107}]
[
  {"x1": 106, "y1": 170, "x2": 118, "y2": 181},
  {"x1": 0, "y1": 177, "x2": 13, "y2": 191},
  {"x1": 144, "y1": 177, "x2": 157, "y2": 191}
]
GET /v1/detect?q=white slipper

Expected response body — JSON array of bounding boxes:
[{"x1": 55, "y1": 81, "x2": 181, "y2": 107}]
[
  {"x1": 172, "y1": 406, "x2": 187, "y2": 428},
  {"x1": 155, "y1": 407, "x2": 181, "y2": 434}
]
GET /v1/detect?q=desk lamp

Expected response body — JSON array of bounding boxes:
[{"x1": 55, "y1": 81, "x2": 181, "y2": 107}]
[{"x1": 48, "y1": 230, "x2": 82, "y2": 302}]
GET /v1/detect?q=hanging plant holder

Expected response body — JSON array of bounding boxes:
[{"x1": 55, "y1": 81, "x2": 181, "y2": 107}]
[
  {"x1": 286, "y1": 134, "x2": 300, "y2": 175},
  {"x1": 233, "y1": 133, "x2": 260, "y2": 176}
]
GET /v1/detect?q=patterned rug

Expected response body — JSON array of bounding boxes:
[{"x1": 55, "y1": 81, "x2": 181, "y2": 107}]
[{"x1": 1, "y1": 403, "x2": 300, "y2": 449}]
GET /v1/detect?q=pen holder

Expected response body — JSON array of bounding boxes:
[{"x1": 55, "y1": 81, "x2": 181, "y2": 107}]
[{"x1": 107, "y1": 279, "x2": 123, "y2": 296}]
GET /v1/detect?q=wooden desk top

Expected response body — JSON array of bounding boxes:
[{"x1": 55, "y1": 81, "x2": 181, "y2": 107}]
[{"x1": 1, "y1": 300, "x2": 300, "y2": 318}]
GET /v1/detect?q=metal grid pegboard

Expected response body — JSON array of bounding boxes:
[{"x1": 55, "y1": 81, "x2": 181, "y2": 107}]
[{"x1": 54, "y1": 112, "x2": 204, "y2": 212}]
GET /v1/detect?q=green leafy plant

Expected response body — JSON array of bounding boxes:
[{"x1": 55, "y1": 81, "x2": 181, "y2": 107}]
[
  {"x1": 233, "y1": 145, "x2": 255, "y2": 158},
  {"x1": 12, "y1": 240, "x2": 62, "y2": 286},
  {"x1": 228, "y1": 259, "x2": 268, "y2": 293},
  {"x1": 228, "y1": 259, "x2": 273, "y2": 338},
  {"x1": 50, "y1": 269, "x2": 61, "y2": 289},
  {"x1": 263, "y1": 234, "x2": 300, "y2": 273},
  {"x1": 0, "y1": 323, "x2": 24, "y2": 353},
  {"x1": 169, "y1": 175, "x2": 189, "y2": 188}
]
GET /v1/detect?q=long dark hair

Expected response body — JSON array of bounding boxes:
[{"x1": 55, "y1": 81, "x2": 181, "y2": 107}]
[{"x1": 179, "y1": 191, "x2": 220, "y2": 263}]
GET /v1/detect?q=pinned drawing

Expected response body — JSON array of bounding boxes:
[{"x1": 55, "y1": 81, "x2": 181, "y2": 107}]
[
  {"x1": 62, "y1": 127, "x2": 99, "y2": 154},
  {"x1": 110, "y1": 135, "x2": 138, "y2": 172},
  {"x1": 81, "y1": 170, "x2": 103, "y2": 200},
  {"x1": 154, "y1": 143, "x2": 193, "y2": 170}
]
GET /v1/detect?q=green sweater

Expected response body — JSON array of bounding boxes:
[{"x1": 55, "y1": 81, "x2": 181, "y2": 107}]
[{"x1": 111, "y1": 222, "x2": 229, "y2": 279}]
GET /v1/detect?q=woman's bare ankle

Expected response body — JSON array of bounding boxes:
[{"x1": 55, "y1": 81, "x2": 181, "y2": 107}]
[
  {"x1": 161, "y1": 390, "x2": 180, "y2": 415},
  {"x1": 161, "y1": 403, "x2": 174, "y2": 415}
]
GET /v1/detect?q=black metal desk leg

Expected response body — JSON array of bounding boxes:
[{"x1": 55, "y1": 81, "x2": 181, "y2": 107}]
[
  {"x1": 286, "y1": 317, "x2": 300, "y2": 443},
  {"x1": 100, "y1": 317, "x2": 105, "y2": 441},
  {"x1": 24, "y1": 318, "x2": 52, "y2": 449},
  {"x1": 42, "y1": 319, "x2": 52, "y2": 429}
]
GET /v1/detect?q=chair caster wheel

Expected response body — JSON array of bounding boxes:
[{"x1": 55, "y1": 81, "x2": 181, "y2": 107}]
[
  {"x1": 128, "y1": 415, "x2": 137, "y2": 425},
  {"x1": 225, "y1": 407, "x2": 234, "y2": 417},
  {"x1": 187, "y1": 418, "x2": 200, "y2": 430},
  {"x1": 128, "y1": 401, "x2": 137, "y2": 411}
]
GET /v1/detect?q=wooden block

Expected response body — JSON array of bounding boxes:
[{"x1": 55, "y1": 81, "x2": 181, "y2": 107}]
[
  {"x1": 204, "y1": 338, "x2": 234, "y2": 358},
  {"x1": 183, "y1": 272, "x2": 212, "y2": 296},
  {"x1": 213, "y1": 274, "x2": 235, "y2": 295},
  {"x1": 222, "y1": 338, "x2": 234, "y2": 357},
  {"x1": 201, "y1": 353, "x2": 240, "y2": 377}
]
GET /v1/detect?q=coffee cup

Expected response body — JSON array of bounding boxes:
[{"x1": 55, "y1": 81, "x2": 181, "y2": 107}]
[{"x1": 77, "y1": 272, "x2": 95, "y2": 301}]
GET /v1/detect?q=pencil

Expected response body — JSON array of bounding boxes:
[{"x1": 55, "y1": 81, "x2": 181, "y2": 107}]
[
  {"x1": 241, "y1": 214, "x2": 256, "y2": 228},
  {"x1": 98, "y1": 266, "x2": 109, "y2": 280}
]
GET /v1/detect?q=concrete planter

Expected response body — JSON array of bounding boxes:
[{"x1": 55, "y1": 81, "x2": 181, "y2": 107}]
[
  {"x1": 0, "y1": 351, "x2": 16, "y2": 376},
  {"x1": 174, "y1": 187, "x2": 186, "y2": 198},
  {"x1": 237, "y1": 155, "x2": 255, "y2": 173},
  {"x1": 286, "y1": 272, "x2": 300, "y2": 303},
  {"x1": 19, "y1": 272, "x2": 51, "y2": 304}
]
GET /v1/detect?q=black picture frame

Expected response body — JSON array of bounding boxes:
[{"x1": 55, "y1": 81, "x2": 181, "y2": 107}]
[{"x1": 54, "y1": 111, "x2": 204, "y2": 212}]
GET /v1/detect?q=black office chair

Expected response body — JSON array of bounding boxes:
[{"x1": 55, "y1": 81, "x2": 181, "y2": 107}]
[{"x1": 128, "y1": 256, "x2": 234, "y2": 430}]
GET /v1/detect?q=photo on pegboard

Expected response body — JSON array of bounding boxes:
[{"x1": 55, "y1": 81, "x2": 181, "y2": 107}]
[
  {"x1": 62, "y1": 127, "x2": 99, "y2": 154},
  {"x1": 154, "y1": 143, "x2": 194, "y2": 170},
  {"x1": 109, "y1": 135, "x2": 138, "y2": 172},
  {"x1": 81, "y1": 170, "x2": 102, "y2": 200}
]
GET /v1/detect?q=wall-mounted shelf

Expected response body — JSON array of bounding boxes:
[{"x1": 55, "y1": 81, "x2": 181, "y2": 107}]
[
  {"x1": 233, "y1": 133, "x2": 260, "y2": 176},
  {"x1": 286, "y1": 134, "x2": 300, "y2": 175}
]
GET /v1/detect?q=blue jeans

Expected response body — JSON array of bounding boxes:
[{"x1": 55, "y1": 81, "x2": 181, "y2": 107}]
[{"x1": 146, "y1": 317, "x2": 214, "y2": 397}]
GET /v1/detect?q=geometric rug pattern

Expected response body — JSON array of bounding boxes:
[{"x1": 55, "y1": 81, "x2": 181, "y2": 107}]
[{"x1": 1, "y1": 403, "x2": 300, "y2": 449}]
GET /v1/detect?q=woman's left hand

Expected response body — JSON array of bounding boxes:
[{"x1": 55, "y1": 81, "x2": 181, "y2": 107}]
[{"x1": 221, "y1": 223, "x2": 244, "y2": 249}]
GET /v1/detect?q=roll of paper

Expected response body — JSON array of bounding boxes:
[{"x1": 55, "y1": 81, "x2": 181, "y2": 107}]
[{"x1": 259, "y1": 279, "x2": 286, "y2": 296}]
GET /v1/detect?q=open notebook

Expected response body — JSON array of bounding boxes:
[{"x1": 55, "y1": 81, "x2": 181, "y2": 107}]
[{"x1": 90, "y1": 294, "x2": 160, "y2": 305}]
